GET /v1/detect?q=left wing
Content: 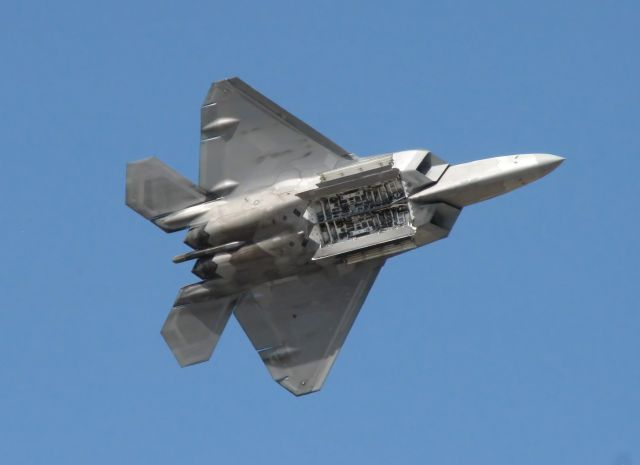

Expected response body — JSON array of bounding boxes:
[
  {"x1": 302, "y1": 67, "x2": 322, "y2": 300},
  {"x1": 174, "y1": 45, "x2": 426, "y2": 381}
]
[
  {"x1": 234, "y1": 260, "x2": 384, "y2": 396},
  {"x1": 199, "y1": 77, "x2": 357, "y2": 195}
]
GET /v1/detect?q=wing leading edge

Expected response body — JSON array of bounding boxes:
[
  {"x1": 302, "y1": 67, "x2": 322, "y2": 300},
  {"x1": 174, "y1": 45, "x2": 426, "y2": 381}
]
[
  {"x1": 234, "y1": 260, "x2": 385, "y2": 396},
  {"x1": 199, "y1": 77, "x2": 357, "y2": 196}
]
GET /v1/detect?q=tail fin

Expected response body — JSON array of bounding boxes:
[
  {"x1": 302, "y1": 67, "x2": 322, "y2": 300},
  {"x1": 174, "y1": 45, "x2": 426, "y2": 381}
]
[{"x1": 126, "y1": 157, "x2": 207, "y2": 232}]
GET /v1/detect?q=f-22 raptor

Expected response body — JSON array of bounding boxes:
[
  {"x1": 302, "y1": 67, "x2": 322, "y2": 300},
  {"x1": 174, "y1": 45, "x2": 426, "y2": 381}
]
[{"x1": 126, "y1": 78, "x2": 563, "y2": 396}]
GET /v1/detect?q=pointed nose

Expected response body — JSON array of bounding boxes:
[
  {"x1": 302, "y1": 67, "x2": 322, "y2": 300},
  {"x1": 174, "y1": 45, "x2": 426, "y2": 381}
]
[
  {"x1": 409, "y1": 153, "x2": 565, "y2": 207},
  {"x1": 533, "y1": 153, "x2": 565, "y2": 177}
]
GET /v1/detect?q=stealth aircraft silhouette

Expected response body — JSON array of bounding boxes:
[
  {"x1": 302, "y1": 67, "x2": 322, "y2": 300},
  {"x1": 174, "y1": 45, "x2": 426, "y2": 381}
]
[{"x1": 126, "y1": 78, "x2": 563, "y2": 395}]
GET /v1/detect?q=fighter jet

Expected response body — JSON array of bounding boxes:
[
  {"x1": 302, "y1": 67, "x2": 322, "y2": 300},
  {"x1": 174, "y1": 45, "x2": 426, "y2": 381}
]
[{"x1": 126, "y1": 77, "x2": 563, "y2": 396}]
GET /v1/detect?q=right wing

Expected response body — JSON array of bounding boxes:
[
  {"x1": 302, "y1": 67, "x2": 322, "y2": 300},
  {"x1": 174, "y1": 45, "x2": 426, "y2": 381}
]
[
  {"x1": 199, "y1": 78, "x2": 357, "y2": 196},
  {"x1": 234, "y1": 260, "x2": 384, "y2": 396}
]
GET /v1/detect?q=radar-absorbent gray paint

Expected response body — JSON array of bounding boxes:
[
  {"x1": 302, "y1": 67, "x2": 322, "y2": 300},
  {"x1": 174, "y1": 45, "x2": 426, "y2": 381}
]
[{"x1": 126, "y1": 78, "x2": 564, "y2": 396}]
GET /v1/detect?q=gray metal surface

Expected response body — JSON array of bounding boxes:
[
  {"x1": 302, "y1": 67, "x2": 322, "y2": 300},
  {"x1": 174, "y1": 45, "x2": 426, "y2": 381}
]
[
  {"x1": 125, "y1": 77, "x2": 564, "y2": 396},
  {"x1": 161, "y1": 283, "x2": 237, "y2": 367},
  {"x1": 199, "y1": 78, "x2": 357, "y2": 195},
  {"x1": 125, "y1": 157, "x2": 206, "y2": 231},
  {"x1": 234, "y1": 260, "x2": 384, "y2": 396},
  {"x1": 410, "y1": 154, "x2": 564, "y2": 207}
]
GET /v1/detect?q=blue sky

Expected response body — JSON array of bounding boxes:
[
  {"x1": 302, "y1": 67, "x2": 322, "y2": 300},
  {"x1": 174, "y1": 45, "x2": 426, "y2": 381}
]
[{"x1": 1, "y1": 0, "x2": 638, "y2": 463}]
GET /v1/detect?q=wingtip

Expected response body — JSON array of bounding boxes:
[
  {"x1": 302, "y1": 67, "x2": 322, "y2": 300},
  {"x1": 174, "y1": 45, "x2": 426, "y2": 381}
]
[{"x1": 276, "y1": 376, "x2": 323, "y2": 397}]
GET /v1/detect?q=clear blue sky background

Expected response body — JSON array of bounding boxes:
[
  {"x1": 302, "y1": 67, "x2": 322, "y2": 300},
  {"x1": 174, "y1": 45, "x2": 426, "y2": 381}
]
[{"x1": 1, "y1": 1, "x2": 638, "y2": 464}]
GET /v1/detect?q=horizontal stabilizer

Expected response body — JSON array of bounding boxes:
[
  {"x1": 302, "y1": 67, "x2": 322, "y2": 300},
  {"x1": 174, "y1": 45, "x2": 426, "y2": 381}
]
[
  {"x1": 161, "y1": 283, "x2": 237, "y2": 367},
  {"x1": 126, "y1": 157, "x2": 207, "y2": 231}
]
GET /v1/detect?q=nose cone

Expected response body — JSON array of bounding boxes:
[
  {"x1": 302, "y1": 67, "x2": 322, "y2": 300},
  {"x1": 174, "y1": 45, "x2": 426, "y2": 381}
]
[
  {"x1": 410, "y1": 153, "x2": 565, "y2": 207},
  {"x1": 533, "y1": 153, "x2": 565, "y2": 178}
]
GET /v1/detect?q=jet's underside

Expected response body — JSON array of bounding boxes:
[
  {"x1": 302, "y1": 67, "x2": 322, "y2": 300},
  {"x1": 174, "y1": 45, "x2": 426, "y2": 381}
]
[{"x1": 126, "y1": 77, "x2": 563, "y2": 396}]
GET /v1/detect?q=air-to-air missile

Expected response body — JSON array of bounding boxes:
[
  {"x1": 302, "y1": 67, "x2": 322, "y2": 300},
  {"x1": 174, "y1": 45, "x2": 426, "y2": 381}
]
[{"x1": 126, "y1": 78, "x2": 563, "y2": 396}]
